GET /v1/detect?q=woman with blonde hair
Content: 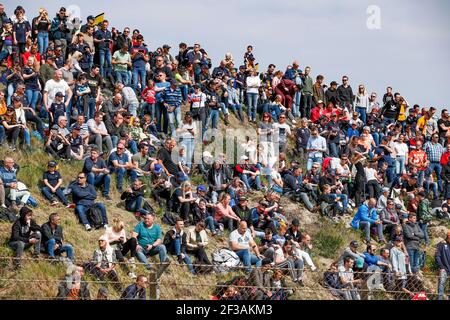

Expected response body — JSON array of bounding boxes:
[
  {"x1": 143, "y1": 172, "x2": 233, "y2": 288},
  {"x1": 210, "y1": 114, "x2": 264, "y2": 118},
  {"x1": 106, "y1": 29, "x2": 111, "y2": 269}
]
[
  {"x1": 354, "y1": 84, "x2": 370, "y2": 124},
  {"x1": 104, "y1": 217, "x2": 138, "y2": 279},
  {"x1": 169, "y1": 180, "x2": 196, "y2": 223}
]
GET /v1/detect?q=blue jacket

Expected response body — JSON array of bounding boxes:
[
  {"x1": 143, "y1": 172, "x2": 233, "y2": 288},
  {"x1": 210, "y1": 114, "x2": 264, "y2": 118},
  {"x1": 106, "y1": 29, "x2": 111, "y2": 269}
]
[
  {"x1": 159, "y1": 87, "x2": 182, "y2": 109},
  {"x1": 0, "y1": 166, "x2": 17, "y2": 187},
  {"x1": 351, "y1": 204, "x2": 378, "y2": 229},
  {"x1": 71, "y1": 183, "x2": 97, "y2": 207},
  {"x1": 120, "y1": 283, "x2": 146, "y2": 300},
  {"x1": 363, "y1": 252, "x2": 380, "y2": 266}
]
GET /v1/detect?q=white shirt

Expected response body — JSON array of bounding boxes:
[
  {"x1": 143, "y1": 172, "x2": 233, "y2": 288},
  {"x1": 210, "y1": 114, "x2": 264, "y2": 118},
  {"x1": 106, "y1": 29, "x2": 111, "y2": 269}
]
[
  {"x1": 365, "y1": 167, "x2": 378, "y2": 181},
  {"x1": 179, "y1": 122, "x2": 197, "y2": 140},
  {"x1": 393, "y1": 142, "x2": 409, "y2": 157},
  {"x1": 190, "y1": 92, "x2": 206, "y2": 109},
  {"x1": 246, "y1": 76, "x2": 261, "y2": 94},
  {"x1": 229, "y1": 229, "x2": 252, "y2": 250},
  {"x1": 44, "y1": 79, "x2": 70, "y2": 107}
]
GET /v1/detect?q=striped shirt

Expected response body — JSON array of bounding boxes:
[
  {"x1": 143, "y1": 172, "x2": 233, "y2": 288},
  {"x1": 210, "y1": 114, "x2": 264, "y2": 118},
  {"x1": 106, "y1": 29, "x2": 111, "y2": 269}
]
[
  {"x1": 160, "y1": 87, "x2": 182, "y2": 109},
  {"x1": 423, "y1": 141, "x2": 444, "y2": 162}
]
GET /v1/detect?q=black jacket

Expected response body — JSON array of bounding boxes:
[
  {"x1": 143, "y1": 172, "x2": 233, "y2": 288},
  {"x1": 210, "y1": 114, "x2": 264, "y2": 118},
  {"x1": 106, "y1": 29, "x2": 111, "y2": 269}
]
[
  {"x1": 402, "y1": 221, "x2": 425, "y2": 250},
  {"x1": 442, "y1": 164, "x2": 450, "y2": 183},
  {"x1": 282, "y1": 171, "x2": 300, "y2": 194},
  {"x1": 207, "y1": 166, "x2": 232, "y2": 191},
  {"x1": 9, "y1": 210, "x2": 41, "y2": 243},
  {"x1": 41, "y1": 222, "x2": 64, "y2": 245},
  {"x1": 436, "y1": 241, "x2": 450, "y2": 273},
  {"x1": 120, "y1": 186, "x2": 146, "y2": 202},
  {"x1": 163, "y1": 229, "x2": 188, "y2": 255},
  {"x1": 337, "y1": 85, "x2": 354, "y2": 105}
]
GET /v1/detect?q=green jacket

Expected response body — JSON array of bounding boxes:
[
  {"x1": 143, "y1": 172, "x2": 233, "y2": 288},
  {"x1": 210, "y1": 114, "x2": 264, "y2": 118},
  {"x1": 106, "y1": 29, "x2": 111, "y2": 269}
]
[{"x1": 417, "y1": 199, "x2": 432, "y2": 223}]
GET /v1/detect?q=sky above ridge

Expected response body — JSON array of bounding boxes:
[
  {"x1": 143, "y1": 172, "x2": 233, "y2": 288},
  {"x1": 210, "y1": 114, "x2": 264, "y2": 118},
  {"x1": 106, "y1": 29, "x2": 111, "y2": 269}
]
[{"x1": 4, "y1": 0, "x2": 450, "y2": 109}]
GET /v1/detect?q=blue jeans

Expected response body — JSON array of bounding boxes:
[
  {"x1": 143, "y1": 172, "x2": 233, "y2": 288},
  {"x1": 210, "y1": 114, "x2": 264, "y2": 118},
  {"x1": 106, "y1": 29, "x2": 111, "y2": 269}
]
[
  {"x1": 7, "y1": 83, "x2": 15, "y2": 105},
  {"x1": 125, "y1": 196, "x2": 149, "y2": 215},
  {"x1": 371, "y1": 132, "x2": 383, "y2": 146},
  {"x1": 0, "y1": 125, "x2": 5, "y2": 143},
  {"x1": 407, "y1": 248, "x2": 421, "y2": 274},
  {"x1": 99, "y1": 48, "x2": 112, "y2": 78},
  {"x1": 45, "y1": 238, "x2": 74, "y2": 260},
  {"x1": 37, "y1": 31, "x2": 49, "y2": 55},
  {"x1": 155, "y1": 102, "x2": 168, "y2": 133},
  {"x1": 240, "y1": 173, "x2": 262, "y2": 190},
  {"x1": 180, "y1": 138, "x2": 195, "y2": 168},
  {"x1": 132, "y1": 67, "x2": 146, "y2": 93},
  {"x1": 26, "y1": 89, "x2": 40, "y2": 110},
  {"x1": 115, "y1": 70, "x2": 129, "y2": 86},
  {"x1": 171, "y1": 238, "x2": 195, "y2": 274},
  {"x1": 205, "y1": 216, "x2": 219, "y2": 232},
  {"x1": 293, "y1": 91, "x2": 301, "y2": 117},
  {"x1": 180, "y1": 85, "x2": 188, "y2": 101},
  {"x1": 427, "y1": 162, "x2": 443, "y2": 192},
  {"x1": 88, "y1": 97, "x2": 96, "y2": 120},
  {"x1": 395, "y1": 156, "x2": 406, "y2": 175},
  {"x1": 75, "y1": 203, "x2": 108, "y2": 226},
  {"x1": 328, "y1": 142, "x2": 339, "y2": 157},
  {"x1": 417, "y1": 170, "x2": 425, "y2": 188},
  {"x1": 438, "y1": 270, "x2": 449, "y2": 300},
  {"x1": 128, "y1": 139, "x2": 138, "y2": 154},
  {"x1": 307, "y1": 156, "x2": 323, "y2": 172},
  {"x1": 419, "y1": 222, "x2": 429, "y2": 246},
  {"x1": 168, "y1": 107, "x2": 182, "y2": 138},
  {"x1": 329, "y1": 193, "x2": 348, "y2": 210},
  {"x1": 141, "y1": 102, "x2": 156, "y2": 119},
  {"x1": 235, "y1": 249, "x2": 262, "y2": 272},
  {"x1": 208, "y1": 109, "x2": 220, "y2": 130},
  {"x1": 424, "y1": 181, "x2": 438, "y2": 200},
  {"x1": 383, "y1": 117, "x2": 395, "y2": 127},
  {"x1": 23, "y1": 128, "x2": 31, "y2": 147},
  {"x1": 356, "y1": 107, "x2": 367, "y2": 124},
  {"x1": 359, "y1": 221, "x2": 384, "y2": 242},
  {"x1": 87, "y1": 173, "x2": 111, "y2": 196},
  {"x1": 135, "y1": 244, "x2": 168, "y2": 269},
  {"x1": 246, "y1": 93, "x2": 258, "y2": 121},
  {"x1": 111, "y1": 167, "x2": 137, "y2": 190},
  {"x1": 41, "y1": 186, "x2": 68, "y2": 205}
]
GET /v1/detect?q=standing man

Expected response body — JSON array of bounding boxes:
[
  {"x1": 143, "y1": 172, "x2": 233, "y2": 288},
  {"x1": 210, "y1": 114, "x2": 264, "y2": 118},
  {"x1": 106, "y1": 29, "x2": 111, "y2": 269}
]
[
  {"x1": 300, "y1": 66, "x2": 313, "y2": 118},
  {"x1": 94, "y1": 20, "x2": 113, "y2": 83},
  {"x1": 306, "y1": 128, "x2": 327, "y2": 171},
  {"x1": 402, "y1": 213, "x2": 425, "y2": 274},
  {"x1": 436, "y1": 231, "x2": 450, "y2": 300}
]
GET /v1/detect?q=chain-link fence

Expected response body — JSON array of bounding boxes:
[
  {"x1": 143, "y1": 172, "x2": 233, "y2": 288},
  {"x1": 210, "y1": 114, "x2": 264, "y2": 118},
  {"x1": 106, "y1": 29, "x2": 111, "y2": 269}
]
[{"x1": 0, "y1": 256, "x2": 447, "y2": 300}]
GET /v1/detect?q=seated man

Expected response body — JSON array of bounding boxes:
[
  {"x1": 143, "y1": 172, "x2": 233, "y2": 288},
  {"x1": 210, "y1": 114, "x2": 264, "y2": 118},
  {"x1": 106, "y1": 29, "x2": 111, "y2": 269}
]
[
  {"x1": 163, "y1": 218, "x2": 195, "y2": 274},
  {"x1": 234, "y1": 155, "x2": 262, "y2": 191},
  {"x1": 87, "y1": 111, "x2": 113, "y2": 155},
  {"x1": 186, "y1": 221, "x2": 211, "y2": 265},
  {"x1": 83, "y1": 146, "x2": 112, "y2": 201},
  {"x1": 9, "y1": 207, "x2": 42, "y2": 269},
  {"x1": 121, "y1": 178, "x2": 150, "y2": 217},
  {"x1": 44, "y1": 124, "x2": 71, "y2": 160},
  {"x1": 338, "y1": 256, "x2": 362, "y2": 300},
  {"x1": 0, "y1": 157, "x2": 30, "y2": 212},
  {"x1": 85, "y1": 235, "x2": 122, "y2": 293},
  {"x1": 108, "y1": 142, "x2": 136, "y2": 193},
  {"x1": 350, "y1": 198, "x2": 385, "y2": 244},
  {"x1": 41, "y1": 161, "x2": 73, "y2": 207},
  {"x1": 120, "y1": 275, "x2": 148, "y2": 300},
  {"x1": 132, "y1": 212, "x2": 168, "y2": 270},
  {"x1": 282, "y1": 165, "x2": 315, "y2": 212},
  {"x1": 67, "y1": 123, "x2": 85, "y2": 161},
  {"x1": 150, "y1": 164, "x2": 171, "y2": 207},
  {"x1": 229, "y1": 221, "x2": 263, "y2": 273},
  {"x1": 41, "y1": 213, "x2": 74, "y2": 261},
  {"x1": 131, "y1": 142, "x2": 156, "y2": 178},
  {"x1": 71, "y1": 172, "x2": 108, "y2": 231}
]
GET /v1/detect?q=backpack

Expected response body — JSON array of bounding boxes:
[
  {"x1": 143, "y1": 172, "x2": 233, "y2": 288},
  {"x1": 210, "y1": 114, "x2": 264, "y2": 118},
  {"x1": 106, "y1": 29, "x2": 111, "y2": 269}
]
[
  {"x1": 162, "y1": 211, "x2": 178, "y2": 226},
  {"x1": 0, "y1": 207, "x2": 17, "y2": 222},
  {"x1": 87, "y1": 204, "x2": 104, "y2": 229},
  {"x1": 212, "y1": 248, "x2": 242, "y2": 274}
]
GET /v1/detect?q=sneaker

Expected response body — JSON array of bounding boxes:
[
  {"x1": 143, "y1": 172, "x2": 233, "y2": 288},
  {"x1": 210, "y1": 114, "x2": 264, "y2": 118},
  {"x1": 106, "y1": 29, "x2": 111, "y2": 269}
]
[
  {"x1": 128, "y1": 272, "x2": 137, "y2": 279},
  {"x1": 103, "y1": 224, "x2": 109, "y2": 229},
  {"x1": 51, "y1": 200, "x2": 59, "y2": 206},
  {"x1": 66, "y1": 203, "x2": 76, "y2": 209},
  {"x1": 85, "y1": 224, "x2": 92, "y2": 231},
  {"x1": 103, "y1": 195, "x2": 113, "y2": 202},
  {"x1": 1, "y1": 204, "x2": 7, "y2": 208},
  {"x1": 218, "y1": 223, "x2": 224, "y2": 232}
]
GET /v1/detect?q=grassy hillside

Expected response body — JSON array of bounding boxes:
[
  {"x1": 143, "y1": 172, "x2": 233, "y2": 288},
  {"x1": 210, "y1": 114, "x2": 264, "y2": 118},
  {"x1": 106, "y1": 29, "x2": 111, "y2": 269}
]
[{"x1": 0, "y1": 110, "x2": 447, "y2": 300}]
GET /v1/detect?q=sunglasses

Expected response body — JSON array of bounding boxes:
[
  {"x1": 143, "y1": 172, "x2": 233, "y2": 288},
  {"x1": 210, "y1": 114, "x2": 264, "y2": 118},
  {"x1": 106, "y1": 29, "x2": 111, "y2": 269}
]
[
  {"x1": 77, "y1": 176, "x2": 86, "y2": 179},
  {"x1": 117, "y1": 147, "x2": 125, "y2": 150}
]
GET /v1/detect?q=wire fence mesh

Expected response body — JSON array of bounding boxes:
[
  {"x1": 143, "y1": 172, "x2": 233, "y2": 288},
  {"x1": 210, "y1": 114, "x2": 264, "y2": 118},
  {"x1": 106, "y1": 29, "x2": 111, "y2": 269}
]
[{"x1": 0, "y1": 256, "x2": 447, "y2": 300}]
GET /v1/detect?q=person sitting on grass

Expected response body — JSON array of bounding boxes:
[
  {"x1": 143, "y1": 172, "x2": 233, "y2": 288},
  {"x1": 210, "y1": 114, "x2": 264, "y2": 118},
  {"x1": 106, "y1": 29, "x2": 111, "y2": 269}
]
[
  {"x1": 120, "y1": 275, "x2": 148, "y2": 300},
  {"x1": 8, "y1": 206, "x2": 41, "y2": 269},
  {"x1": 41, "y1": 161, "x2": 74, "y2": 208},
  {"x1": 121, "y1": 178, "x2": 150, "y2": 218},
  {"x1": 229, "y1": 221, "x2": 263, "y2": 273},
  {"x1": 41, "y1": 213, "x2": 74, "y2": 262},
  {"x1": 163, "y1": 218, "x2": 195, "y2": 274}
]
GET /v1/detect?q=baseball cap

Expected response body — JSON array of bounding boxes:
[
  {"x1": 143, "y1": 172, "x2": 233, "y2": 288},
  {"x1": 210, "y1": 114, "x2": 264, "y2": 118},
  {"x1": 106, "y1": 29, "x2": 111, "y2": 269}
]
[
  {"x1": 47, "y1": 161, "x2": 57, "y2": 167},
  {"x1": 240, "y1": 155, "x2": 249, "y2": 161},
  {"x1": 259, "y1": 200, "x2": 269, "y2": 208},
  {"x1": 238, "y1": 196, "x2": 248, "y2": 201},
  {"x1": 163, "y1": 44, "x2": 171, "y2": 49},
  {"x1": 177, "y1": 172, "x2": 188, "y2": 182},
  {"x1": 59, "y1": 7, "x2": 67, "y2": 12},
  {"x1": 12, "y1": 95, "x2": 21, "y2": 102},
  {"x1": 170, "y1": 79, "x2": 178, "y2": 86},
  {"x1": 98, "y1": 235, "x2": 108, "y2": 242},
  {"x1": 87, "y1": 15, "x2": 95, "y2": 21},
  {"x1": 6, "y1": 105, "x2": 14, "y2": 110},
  {"x1": 292, "y1": 218, "x2": 300, "y2": 227},
  {"x1": 394, "y1": 236, "x2": 403, "y2": 242},
  {"x1": 55, "y1": 92, "x2": 64, "y2": 97},
  {"x1": 382, "y1": 187, "x2": 390, "y2": 193},
  {"x1": 197, "y1": 185, "x2": 207, "y2": 192},
  {"x1": 51, "y1": 124, "x2": 59, "y2": 130},
  {"x1": 72, "y1": 124, "x2": 81, "y2": 131},
  {"x1": 153, "y1": 164, "x2": 163, "y2": 174},
  {"x1": 330, "y1": 81, "x2": 338, "y2": 86},
  {"x1": 410, "y1": 174, "x2": 418, "y2": 180},
  {"x1": 317, "y1": 100, "x2": 324, "y2": 104}
]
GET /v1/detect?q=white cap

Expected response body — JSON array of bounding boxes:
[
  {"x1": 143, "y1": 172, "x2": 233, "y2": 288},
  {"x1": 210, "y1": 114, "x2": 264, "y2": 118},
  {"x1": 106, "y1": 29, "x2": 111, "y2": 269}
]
[
  {"x1": 240, "y1": 155, "x2": 249, "y2": 161},
  {"x1": 202, "y1": 151, "x2": 212, "y2": 158}
]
